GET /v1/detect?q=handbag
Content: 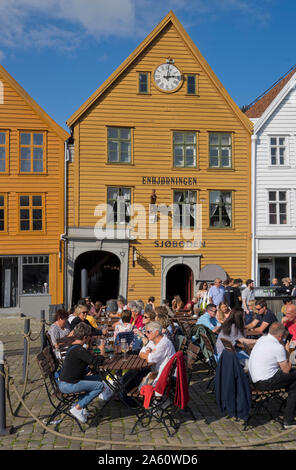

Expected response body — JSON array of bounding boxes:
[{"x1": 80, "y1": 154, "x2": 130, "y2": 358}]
[{"x1": 200, "y1": 291, "x2": 210, "y2": 312}]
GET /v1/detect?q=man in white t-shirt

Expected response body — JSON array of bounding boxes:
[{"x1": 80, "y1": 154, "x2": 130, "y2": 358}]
[
  {"x1": 139, "y1": 321, "x2": 176, "y2": 384},
  {"x1": 248, "y1": 322, "x2": 296, "y2": 428}
]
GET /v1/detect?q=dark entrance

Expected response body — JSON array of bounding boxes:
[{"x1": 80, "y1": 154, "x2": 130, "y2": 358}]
[
  {"x1": 72, "y1": 251, "x2": 120, "y2": 305},
  {"x1": 166, "y1": 264, "x2": 193, "y2": 306}
]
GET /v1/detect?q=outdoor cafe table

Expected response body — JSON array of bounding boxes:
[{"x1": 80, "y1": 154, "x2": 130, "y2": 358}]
[{"x1": 95, "y1": 352, "x2": 151, "y2": 413}]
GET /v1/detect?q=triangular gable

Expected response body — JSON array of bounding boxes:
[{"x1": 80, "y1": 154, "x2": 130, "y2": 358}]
[
  {"x1": 0, "y1": 64, "x2": 70, "y2": 141},
  {"x1": 66, "y1": 11, "x2": 252, "y2": 133},
  {"x1": 250, "y1": 69, "x2": 296, "y2": 134},
  {"x1": 246, "y1": 65, "x2": 296, "y2": 120}
]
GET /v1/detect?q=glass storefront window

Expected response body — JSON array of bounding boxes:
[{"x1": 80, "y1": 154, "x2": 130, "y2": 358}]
[
  {"x1": 22, "y1": 255, "x2": 49, "y2": 294},
  {"x1": 275, "y1": 257, "x2": 289, "y2": 283}
]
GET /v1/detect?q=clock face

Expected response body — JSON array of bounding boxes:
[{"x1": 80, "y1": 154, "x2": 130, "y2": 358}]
[{"x1": 153, "y1": 63, "x2": 182, "y2": 92}]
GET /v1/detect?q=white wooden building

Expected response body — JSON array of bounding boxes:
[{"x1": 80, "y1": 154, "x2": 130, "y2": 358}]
[{"x1": 246, "y1": 66, "x2": 296, "y2": 286}]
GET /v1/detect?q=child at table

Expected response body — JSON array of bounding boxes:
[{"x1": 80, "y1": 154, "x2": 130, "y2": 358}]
[{"x1": 113, "y1": 309, "x2": 133, "y2": 341}]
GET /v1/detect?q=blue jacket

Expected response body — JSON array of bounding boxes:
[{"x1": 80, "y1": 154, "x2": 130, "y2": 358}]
[{"x1": 215, "y1": 349, "x2": 251, "y2": 421}]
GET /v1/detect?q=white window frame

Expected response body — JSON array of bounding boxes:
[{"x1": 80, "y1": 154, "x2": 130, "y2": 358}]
[
  {"x1": 267, "y1": 189, "x2": 289, "y2": 225},
  {"x1": 269, "y1": 135, "x2": 288, "y2": 166}
]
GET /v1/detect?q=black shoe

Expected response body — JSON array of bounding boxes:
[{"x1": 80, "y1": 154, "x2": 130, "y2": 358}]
[{"x1": 283, "y1": 420, "x2": 296, "y2": 429}]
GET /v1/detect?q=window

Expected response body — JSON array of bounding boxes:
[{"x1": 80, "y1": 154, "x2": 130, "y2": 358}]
[
  {"x1": 209, "y1": 191, "x2": 232, "y2": 227},
  {"x1": 20, "y1": 132, "x2": 45, "y2": 173},
  {"x1": 270, "y1": 137, "x2": 286, "y2": 165},
  {"x1": 268, "y1": 190, "x2": 287, "y2": 224},
  {"x1": 107, "y1": 127, "x2": 131, "y2": 163},
  {"x1": 19, "y1": 195, "x2": 43, "y2": 231},
  {"x1": 0, "y1": 195, "x2": 5, "y2": 231},
  {"x1": 187, "y1": 74, "x2": 197, "y2": 95},
  {"x1": 0, "y1": 131, "x2": 7, "y2": 172},
  {"x1": 209, "y1": 133, "x2": 232, "y2": 168},
  {"x1": 138, "y1": 72, "x2": 149, "y2": 93},
  {"x1": 173, "y1": 132, "x2": 196, "y2": 168},
  {"x1": 173, "y1": 190, "x2": 197, "y2": 228},
  {"x1": 22, "y1": 255, "x2": 49, "y2": 294},
  {"x1": 107, "y1": 187, "x2": 131, "y2": 225}
]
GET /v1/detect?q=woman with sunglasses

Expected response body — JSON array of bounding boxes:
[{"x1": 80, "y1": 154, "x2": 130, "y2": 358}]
[{"x1": 133, "y1": 307, "x2": 156, "y2": 346}]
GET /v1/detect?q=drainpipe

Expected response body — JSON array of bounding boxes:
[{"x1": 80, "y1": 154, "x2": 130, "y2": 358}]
[
  {"x1": 60, "y1": 140, "x2": 70, "y2": 309},
  {"x1": 251, "y1": 134, "x2": 257, "y2": 283}
]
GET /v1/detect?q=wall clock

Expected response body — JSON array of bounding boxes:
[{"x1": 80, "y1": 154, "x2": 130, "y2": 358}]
[{"x1": 153, "y1": 62, "x2": 183, "y2": 92}]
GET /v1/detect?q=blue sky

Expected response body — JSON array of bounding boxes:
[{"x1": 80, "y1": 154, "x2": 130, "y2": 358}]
[{"x1": 0, "y1": 0, "x2": 294, "y2": 131}]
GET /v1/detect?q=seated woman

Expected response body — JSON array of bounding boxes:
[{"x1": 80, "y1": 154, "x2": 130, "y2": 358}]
[
  {"x1": 69, "y1": 304, "x2": 106, "y2": 337},
  {"x1": 113, "y1": 309, "x2": 133, "y2": 341},
  {"x1": 215, "y1": 307, "x2": 257, "y2": 365},
  {"x1": 133, "y1": 307, "x2": 156, "y2": 347},
  {"x1": 216, "y1": 302, "x2": 231, "y2": 324},
  {"x1": 172, "y1": 294, "x2": 184, "y2": 312},
  {"x1": 58, "y1": 322, "x2": 105, "y2": 423},
  {"x1": 244, "y1": 299, "x2": 256, "y2": 326},
  {"x1": 155, "y1": 306, "x2": 177, "y2": 343},
  {"x1": 47, "y1": 309, "x2": 70, "y2": 356}
]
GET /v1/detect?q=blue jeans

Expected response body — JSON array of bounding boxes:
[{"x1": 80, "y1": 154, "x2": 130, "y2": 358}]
[{"x1": 58, "y1": 374, "x2": 104, "y2": 408}]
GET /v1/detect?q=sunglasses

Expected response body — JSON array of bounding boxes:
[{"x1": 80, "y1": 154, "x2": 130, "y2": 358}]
[
  {"x1": 255, "y1": 306, "x2": 264, "y2": 311},
  {"x1": 146, "y1": 330, "x2": 154, "y2": 334}
]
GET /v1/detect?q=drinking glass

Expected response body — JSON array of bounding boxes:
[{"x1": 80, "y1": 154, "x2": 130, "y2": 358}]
[{"x1": 121, "y1": 338, "x2": 128, "y2": 361}]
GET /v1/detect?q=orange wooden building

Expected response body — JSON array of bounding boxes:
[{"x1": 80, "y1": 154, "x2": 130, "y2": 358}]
[
  {"x1": 65, "y1": 11, "x2": 253, "y2": 307},
  {"x1": 0, "y1": 64, "x2": 69, "y2": 316}
]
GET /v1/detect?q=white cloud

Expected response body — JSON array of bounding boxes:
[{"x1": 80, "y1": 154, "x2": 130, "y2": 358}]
[{"x1": 0, "y1": 0, "x2": 271, "y2": 52}]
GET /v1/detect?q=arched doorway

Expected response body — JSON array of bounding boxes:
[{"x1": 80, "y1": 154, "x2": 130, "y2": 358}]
[
  {"x1": 72, "y1": 251, "x2": 120, "y2": 305},
  {"x1": 165, "y1": 263, "x2": 193, "y2": 306}
]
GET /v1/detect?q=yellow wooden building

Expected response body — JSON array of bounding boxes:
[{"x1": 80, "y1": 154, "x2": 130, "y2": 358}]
[
  {"x1": 66, "y1": 11, "x2": 253, "y2": 307},
  {"x1": 0, "y1": 64, "x2": 69, "y2": 315}
]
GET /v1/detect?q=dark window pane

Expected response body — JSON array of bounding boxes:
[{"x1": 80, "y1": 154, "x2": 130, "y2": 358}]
[
  {"x1": 32, "y1": 220, "x2": 42, "y2": 230},
  {"x1": 20, "y1": 220, "x2": 30, "y2": 230},
  {"x1": 0, "y1": 132, "x2": 5, "y2": 145},
  {"x1": 279, "y1": 191, "x2": 286, "y2": 201},
  {"x1": 269, "y1": 192, "x2": 276, "y2": 201},
  {"x1": 20, "y1": 196, "x2": 29, "y2": 206},
  {"x1": 20, "y1": 133, "x2": 31, "y2": 145},
  {"x1": 139, "y1": 73, "x2": 148, "y2": 93},
  {"x1": 32, "y1": 196, "x2": 42, "y2": 206},
  {"x1": 0, "y1": 196, "x2": 4, "y2": 206},
  {"x1": 20, "y1": 209, "x2": 29, "y2": 219},
  {"x1": 187, "y1": 75, "x2": 196, "y2": 94},
  {"x1": 0, "y1": 221, "x2": 4, "y2": 231},
  {"x1": 33, "y1": 133, "x2": 43, "y2": 146},
  {"x1": 33, "y1": 209, "x2": 42, "y2": 220}
]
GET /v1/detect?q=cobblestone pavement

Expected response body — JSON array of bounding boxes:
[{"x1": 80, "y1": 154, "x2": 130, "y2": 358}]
[{"x1": 1, "y1": 316, "x2": 296, "y2": 451}]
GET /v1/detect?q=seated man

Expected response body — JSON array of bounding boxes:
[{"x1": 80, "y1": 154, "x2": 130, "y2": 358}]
[
  {"x1": 47, "y1": 309, "x2": 70, "y2": 356},
  {"x1": 282, "y1": 303, "x2": 296, "y2": 342},
  {"x1": 121, "y1": 321, "x2": 175, "y2": 405},
  {"x1": 245, "y1": 299, "x2": 277, "y2": 334},
  {"x1": 139, "y1": 321, "x2": 176, "y2": 384},
  {"x1": 197, "y1": 303, "x2": 221, "y2": 333},
  {"x1": 58, "y1": 322, "x2": 105, "y2": 423},
  {"x1": 248, "y1": 322, "x2": 296, "y2": 429}
]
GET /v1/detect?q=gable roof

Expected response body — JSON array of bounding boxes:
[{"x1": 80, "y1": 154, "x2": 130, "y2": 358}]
[
  {"x1": 0, "y1": 64, "x2": 70, "y2": 141},
  {"x1": 245, "y1": 64, "x2": 296, "y2": 118},
  {"x1": 66, "y1": 11, "x2": 252, "y2": 133}
]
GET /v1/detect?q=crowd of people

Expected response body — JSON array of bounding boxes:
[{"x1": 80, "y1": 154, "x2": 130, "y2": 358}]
[{"x1": 46, "y1": 275, "x2": 296, "y2": 428}]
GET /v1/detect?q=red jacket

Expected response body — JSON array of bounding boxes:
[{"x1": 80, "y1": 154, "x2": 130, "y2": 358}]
[{"x1": 140, "y1": 351, "x2": 189, "y2": 409}]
